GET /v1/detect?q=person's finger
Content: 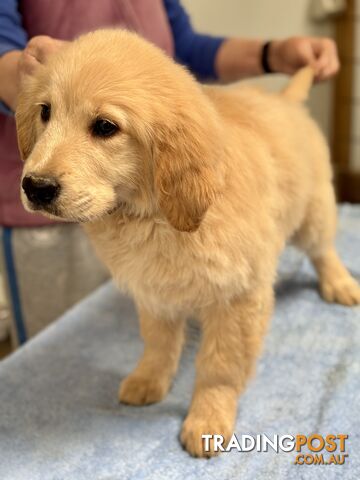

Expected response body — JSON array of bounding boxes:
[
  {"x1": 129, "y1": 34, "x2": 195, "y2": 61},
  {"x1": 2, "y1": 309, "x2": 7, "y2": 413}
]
[
  {"x1": 312, "y1": 38, "x2": 340, "y2": 80},
  {"x1": 321, "y1": 41, "x2": 340, "y2": 79},
  {"x1": 320, "y1": 57, "x2": 340, "y2": 80},
  {"x1": 293, "y1": 39, "x2": 319, "y2": 71},
  {"x1": 309, "y1": 40, "x2": 328, "y2": 78},
  {"x1": 26, "y1": 36, "x2": 65, "y2": 65},
  {"x1": 18, "y1": 36, "x2": 67, "y2": 85},
  {"x1": 19, "y1": 51, "x2": 41, "y2": 77},
  {"x1": 315, "y1": 56, "x2": 332, "y2": 81},
  {"x1": 25, "y1": 37, "x2": 48, "y2": 63}
]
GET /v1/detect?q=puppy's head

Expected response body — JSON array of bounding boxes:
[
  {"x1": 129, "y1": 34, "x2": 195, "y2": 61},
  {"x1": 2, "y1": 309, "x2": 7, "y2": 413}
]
[{"x1": 17, "y1": 30, "x2": 223, "y2": 231}]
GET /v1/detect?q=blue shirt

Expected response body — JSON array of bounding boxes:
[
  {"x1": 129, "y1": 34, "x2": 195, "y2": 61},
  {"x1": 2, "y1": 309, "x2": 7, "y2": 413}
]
[
  {"x1": 163, "y1": 0, "x2": 224, "y2": 79},
  {"x1": 0, "y1": 0, "x2": 225, "y2": 114}
]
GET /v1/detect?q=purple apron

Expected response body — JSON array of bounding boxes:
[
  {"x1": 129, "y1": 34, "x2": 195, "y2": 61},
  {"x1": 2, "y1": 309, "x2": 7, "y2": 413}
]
[{"x1": 0, "y1": 0, "x2": 174, "y2": 226}]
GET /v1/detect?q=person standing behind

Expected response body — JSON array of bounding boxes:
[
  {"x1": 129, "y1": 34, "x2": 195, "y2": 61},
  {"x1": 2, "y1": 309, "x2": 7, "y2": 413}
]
[{"x1": 0, "y1": 0, "x2": 340, "y2": 345}]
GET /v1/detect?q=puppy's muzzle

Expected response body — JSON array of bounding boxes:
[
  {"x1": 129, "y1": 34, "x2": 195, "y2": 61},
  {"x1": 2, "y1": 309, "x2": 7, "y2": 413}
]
[{"x1": 22, "y1": 175, "x2": 60, "y2": 207}]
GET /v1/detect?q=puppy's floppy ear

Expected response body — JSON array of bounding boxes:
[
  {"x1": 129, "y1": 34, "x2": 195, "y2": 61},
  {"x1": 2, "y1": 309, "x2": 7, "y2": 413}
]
[
  {"x1": 15, "y1": 79, "x2": 39, "y2": 161},
  {"x1": 154, "y1": 119, "x2": 222, "y2": 233}
]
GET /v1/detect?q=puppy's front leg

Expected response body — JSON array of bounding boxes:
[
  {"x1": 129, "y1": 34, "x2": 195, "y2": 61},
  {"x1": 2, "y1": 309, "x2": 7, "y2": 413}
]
[
  {"x1": 181, "y1": 288, "x2": 273, "y2": 457},
  {"x1": 119, "y1": 306, "x2": 185, "y2": 405}
]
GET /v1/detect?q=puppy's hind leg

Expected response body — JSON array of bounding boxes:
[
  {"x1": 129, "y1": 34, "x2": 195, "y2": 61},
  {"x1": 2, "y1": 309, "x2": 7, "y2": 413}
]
[
  {"x1": 119, "y1": 307, "x2": 185, "y2": 405},
  {"x1": 293, "y1": 183, "x2": 360, "y2": 306}
]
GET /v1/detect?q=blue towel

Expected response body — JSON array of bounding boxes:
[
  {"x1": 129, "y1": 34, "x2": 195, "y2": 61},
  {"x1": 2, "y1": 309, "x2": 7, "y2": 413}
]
[{"x1": 0, "y1": 205, "x2": 359, "y2": 480}]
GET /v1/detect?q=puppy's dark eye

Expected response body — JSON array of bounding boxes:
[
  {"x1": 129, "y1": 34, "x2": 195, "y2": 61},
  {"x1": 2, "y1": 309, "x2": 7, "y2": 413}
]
[
  {"x1": 40, "y1": 104, "x2": 51, "y2": 123},
  {"x1": 91, "y1": 119, "x2": 119, "y2": 138}
]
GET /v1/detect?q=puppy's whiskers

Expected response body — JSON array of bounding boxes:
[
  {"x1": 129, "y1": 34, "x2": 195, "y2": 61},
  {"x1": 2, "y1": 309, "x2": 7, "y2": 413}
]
[{"x1": 74, "y1": 196, "x2": 93, "y2": 211}]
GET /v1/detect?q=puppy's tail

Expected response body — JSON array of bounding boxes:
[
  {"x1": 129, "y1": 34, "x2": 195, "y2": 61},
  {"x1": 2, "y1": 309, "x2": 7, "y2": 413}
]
[{"x1": 281, "y1": 66, "x2": 315, "y2": 102}]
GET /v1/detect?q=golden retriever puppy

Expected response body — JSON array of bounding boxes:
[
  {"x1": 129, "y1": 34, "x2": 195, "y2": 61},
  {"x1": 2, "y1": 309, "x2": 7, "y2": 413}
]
[{"x1": 16, "y1": 29, "x2": 360, "y2": 457}]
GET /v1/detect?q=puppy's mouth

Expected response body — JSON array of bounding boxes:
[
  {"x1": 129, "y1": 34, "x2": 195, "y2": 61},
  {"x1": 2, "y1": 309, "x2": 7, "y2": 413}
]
[
  {"x1": 26, "y1": 201, "x2": 73, "y2": 222},
  {"x1": 28, "y1": 201, "x2": 123, "y2": 223}
]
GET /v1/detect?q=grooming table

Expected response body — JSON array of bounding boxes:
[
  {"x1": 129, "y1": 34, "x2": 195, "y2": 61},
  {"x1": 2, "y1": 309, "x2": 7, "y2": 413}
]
[{"x1": 0, "y1": 205, "x2": 359, "y2": 480}]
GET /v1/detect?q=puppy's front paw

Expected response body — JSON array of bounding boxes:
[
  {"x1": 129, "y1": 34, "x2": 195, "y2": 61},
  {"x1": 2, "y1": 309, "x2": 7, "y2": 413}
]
[
  {"x1": 180, "y1": 413, "x2": 233, "y2": 458},
  {"x1": 321, "y1": 276, "x2": 360, "y2": 306},
  {"x1": 118, "y1": 374, "x2": 169, "y2": 406}
]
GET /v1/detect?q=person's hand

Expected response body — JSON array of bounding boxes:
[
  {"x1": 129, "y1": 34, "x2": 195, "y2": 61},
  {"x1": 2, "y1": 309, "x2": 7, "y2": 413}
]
[
  {"x1": 18, "y1": 35, "x2": 67, "y2": 79},
  {"x1": 0, "y1": 36, "x2": 67, "y2": 111},
  {"x1": 269, "y1": 36, "x2": 340, "y2": 81}
]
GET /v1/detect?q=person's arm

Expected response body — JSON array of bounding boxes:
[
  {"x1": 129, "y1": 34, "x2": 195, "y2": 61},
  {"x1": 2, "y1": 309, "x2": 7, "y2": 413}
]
[
  {"x1": 214, "y1": 36, "x2": 340, "y2": 82},
  {"x1": 0, "y1": 0, "x2": 28, "y2": 113},
  {"x1": 164, "y1": 0, "x2": 339, "y2": 82},
  {"x1": 214, "y1": 38, "x2": 264, "y2": 81}
]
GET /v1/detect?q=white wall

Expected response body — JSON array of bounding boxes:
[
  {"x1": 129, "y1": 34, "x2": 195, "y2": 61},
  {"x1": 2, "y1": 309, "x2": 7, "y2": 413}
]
[{"x1": 182, "y1": 0, "x2": 336, "y2": 139}]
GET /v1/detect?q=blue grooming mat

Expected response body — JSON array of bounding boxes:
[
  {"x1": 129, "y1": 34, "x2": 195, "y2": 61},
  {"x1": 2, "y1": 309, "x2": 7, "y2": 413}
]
[{"x1": 0, "y1": 205, "x2": 359, "y2": 480}]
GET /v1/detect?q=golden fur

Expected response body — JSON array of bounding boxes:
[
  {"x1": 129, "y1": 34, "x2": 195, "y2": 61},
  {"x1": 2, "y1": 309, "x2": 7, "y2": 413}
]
[{"x1": 16, "y1": 30, "x2": 360, "y2": 457}]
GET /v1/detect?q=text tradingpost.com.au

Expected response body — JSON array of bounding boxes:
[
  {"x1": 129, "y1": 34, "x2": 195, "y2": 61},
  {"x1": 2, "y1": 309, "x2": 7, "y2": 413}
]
[{"x1": 202, "y1": 434, "x2": 349, "y2": 465}]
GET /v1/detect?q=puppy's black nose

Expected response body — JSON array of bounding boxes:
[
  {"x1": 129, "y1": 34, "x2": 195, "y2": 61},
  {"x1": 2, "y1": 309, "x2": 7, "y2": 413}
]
[{"x1": 22, "y1": 175, "x2": 60, "y2": 206}]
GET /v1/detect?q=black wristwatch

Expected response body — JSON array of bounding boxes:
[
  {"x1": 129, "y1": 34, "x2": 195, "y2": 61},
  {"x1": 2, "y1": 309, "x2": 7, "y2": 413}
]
[{"x1": 261, "y1": 41, "x2": 274, "y2": 74}]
